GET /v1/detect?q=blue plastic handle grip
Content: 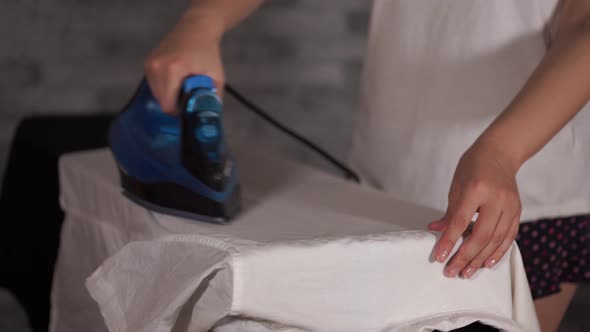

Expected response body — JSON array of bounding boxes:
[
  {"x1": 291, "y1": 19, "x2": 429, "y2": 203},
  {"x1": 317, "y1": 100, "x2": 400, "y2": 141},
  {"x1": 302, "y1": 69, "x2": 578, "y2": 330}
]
[{"x1": 182, "y1": 75, "x2": 216, "y2": 94}]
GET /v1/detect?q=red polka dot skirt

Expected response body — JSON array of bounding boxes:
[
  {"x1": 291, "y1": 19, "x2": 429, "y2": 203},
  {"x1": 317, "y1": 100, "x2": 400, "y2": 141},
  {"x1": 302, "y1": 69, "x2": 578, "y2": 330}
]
[{"x1": 516, "y1": 215, "x2": 590, "y2": 299}]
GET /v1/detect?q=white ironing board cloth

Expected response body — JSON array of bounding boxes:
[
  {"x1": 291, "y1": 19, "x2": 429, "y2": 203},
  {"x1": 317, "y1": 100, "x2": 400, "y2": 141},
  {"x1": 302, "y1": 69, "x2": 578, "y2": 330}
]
[{"x1": 50, "y1": 147, "x2": 540, "y2": 332}]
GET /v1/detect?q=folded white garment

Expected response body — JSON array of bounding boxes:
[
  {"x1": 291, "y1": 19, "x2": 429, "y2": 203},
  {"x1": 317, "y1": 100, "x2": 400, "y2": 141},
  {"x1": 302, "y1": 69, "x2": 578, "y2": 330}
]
[{"x1": 50, "y1": 147, "x2": 540, "y2": 332}]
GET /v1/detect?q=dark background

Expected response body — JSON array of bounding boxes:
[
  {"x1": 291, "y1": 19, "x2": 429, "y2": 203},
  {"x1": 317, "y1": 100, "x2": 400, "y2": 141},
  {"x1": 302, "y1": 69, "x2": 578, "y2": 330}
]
[{"x1": 0, "y1": 1, "x2": 588, "y2": 331}]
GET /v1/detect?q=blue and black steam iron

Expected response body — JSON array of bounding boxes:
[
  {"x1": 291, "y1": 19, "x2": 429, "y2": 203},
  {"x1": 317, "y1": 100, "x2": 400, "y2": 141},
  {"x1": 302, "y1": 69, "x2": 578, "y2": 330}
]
[{"x1": 109, "y1": 75, "x2": 241, "y2": 223}]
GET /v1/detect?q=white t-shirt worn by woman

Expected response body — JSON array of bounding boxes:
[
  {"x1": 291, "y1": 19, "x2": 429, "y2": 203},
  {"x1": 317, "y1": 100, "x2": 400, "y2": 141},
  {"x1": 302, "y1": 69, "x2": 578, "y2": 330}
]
[{"x1": 349, "y1": 0, "x2": 590, "y2": 222}]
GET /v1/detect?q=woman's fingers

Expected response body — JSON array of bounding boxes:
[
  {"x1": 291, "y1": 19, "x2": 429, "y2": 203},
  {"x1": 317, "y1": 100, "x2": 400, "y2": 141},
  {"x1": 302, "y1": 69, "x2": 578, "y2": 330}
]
[
  {"x1": 443, "y1": 204, "x2": 501, "y2": 278},
  {"x1": 485, "y1": 214, "x2": 521, "y2": 269},
  {"x1": 434, "y1": 195, "x2": 479, "y2": 265},
  {"x1": 460, "y1": 209, "x2": 515, "y2": 278},
  {"x1": 145, "y1": 57, "x2": 185, "y2": 114},
  {"x1": 428, "y1": 219, "x2": 447, "y2": 231}
]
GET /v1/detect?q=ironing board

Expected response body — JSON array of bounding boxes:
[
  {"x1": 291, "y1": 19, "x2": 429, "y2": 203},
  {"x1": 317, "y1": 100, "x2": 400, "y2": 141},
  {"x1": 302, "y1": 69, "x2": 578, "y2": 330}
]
[{"x1": 50, "y1": 147, "x2": 540, "y2": 332}]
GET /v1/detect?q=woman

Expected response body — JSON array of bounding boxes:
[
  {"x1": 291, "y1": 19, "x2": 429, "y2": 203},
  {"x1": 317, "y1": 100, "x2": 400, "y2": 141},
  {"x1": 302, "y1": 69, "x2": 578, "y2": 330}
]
[{"x1": 144, "y1": 1, "x2": 590, "y2": 331}]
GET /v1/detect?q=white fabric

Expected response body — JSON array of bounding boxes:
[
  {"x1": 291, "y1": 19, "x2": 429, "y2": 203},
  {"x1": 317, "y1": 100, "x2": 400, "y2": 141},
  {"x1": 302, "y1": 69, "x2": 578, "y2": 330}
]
[
  {"x1": 51, "y1": 147, "x2": 540, "y2": 332},
  {"x1": 349, "y1": 0, "x2": 590, "y2": 222}
]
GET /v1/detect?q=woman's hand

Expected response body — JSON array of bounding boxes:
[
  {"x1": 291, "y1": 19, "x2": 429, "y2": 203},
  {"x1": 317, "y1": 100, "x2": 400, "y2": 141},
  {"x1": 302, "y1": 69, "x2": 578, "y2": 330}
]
[
  {"x1": 428, "y1": 140, "x2": 522, "y2": 279},
  {"x1": 144, "y1": 12, "x2": 225, "y2": 114},
  {"x1": 426, "y1": 0, "x2": 590, "y2": 280}
]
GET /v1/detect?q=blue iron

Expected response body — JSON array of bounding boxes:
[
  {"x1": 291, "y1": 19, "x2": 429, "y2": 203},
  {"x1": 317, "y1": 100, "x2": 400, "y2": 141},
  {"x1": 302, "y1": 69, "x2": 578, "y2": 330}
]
[{"x1": 109, "y1": 75, "x2": 241, "y2": 223}]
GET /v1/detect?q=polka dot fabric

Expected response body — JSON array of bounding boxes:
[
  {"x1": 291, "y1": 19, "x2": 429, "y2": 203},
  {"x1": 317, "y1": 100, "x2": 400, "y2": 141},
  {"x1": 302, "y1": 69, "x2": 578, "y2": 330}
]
[{"x1": 516, "y1": 215, "x2": 590, "y2": 299}]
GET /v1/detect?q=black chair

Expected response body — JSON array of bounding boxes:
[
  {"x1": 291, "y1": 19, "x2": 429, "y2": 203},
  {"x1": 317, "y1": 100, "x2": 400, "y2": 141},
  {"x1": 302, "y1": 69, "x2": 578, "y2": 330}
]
[{"x1": 0, "y1": 114, "x2": 114, "y2": 332}]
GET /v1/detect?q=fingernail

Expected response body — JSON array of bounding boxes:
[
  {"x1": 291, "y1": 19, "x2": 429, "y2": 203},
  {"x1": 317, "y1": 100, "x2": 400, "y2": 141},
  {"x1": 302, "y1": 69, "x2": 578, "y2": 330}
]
[
  {"x1": 446, "y1": 267, "x2": 460, "y2": 278},
  {"x1": 485, "y1": 258, "x2": 497, "y2": 269},
  {"x1": 436, "y1": 249, "x2": 449, "y2": 263},
  {"x1": 463, "y1": 267, "x2": 476, "y2": 279}
]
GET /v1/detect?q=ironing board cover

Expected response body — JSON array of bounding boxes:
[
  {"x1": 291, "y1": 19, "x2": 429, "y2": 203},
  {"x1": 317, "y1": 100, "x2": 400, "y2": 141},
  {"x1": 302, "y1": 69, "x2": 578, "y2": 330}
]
[{"x1": 50, "y1": 147, "x2": 540, "y2": 332}]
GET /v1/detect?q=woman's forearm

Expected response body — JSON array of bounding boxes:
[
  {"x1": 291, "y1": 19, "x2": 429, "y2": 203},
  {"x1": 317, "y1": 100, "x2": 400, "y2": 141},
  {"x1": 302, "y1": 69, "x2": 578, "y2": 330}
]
[
  {"x1": 183, "y1": 0, "x2": 264, "y2": 39},
  {"x1": 476, "y1": 6, "x2": 590, "y2": 172}
]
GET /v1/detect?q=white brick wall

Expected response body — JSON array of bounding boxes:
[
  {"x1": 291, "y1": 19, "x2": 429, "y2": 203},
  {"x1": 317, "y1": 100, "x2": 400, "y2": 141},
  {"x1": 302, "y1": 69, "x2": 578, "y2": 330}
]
[{"x1": 0, "y1": 0, "x2": 371, "y2": 176}]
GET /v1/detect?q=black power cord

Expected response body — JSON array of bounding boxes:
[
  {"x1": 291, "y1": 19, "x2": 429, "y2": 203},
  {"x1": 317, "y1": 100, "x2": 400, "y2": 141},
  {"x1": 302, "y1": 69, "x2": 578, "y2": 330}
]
[{"x1": 225, "y1": 84, "x2": 361, "y2": 183}]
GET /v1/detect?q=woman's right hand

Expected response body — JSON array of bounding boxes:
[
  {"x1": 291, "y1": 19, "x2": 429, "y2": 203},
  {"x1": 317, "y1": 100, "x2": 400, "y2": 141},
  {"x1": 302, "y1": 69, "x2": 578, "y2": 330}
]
[{"x1": 144, "y1": 12, "x2": 225, "y2": 114}]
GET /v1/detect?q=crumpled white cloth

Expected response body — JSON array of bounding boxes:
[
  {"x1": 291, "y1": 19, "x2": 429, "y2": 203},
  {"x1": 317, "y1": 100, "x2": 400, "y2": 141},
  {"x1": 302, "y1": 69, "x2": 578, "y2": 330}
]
[{"x1": 50, "y1": 147, "x2": 540, "y2": 332}]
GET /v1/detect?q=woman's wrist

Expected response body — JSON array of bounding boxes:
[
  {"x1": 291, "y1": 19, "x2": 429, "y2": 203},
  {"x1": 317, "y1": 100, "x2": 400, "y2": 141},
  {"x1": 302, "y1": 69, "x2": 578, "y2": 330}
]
[{"x1": 470, "y1": 133, "x2": 525, "y2": 177}]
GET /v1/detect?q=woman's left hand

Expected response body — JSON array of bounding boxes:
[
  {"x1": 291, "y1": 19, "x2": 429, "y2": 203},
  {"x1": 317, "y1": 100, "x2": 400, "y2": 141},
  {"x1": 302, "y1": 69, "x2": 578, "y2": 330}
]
[{"x1": 428, "y1": 140, "x2": 522, "y2": 279}]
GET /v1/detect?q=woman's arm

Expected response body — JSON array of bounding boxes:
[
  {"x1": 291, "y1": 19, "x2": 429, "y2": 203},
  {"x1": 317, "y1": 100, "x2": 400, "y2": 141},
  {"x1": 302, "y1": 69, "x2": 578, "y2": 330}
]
[
  {"x1": 430, "y1": 0, "x2": 590, "y2": 279},
  {"x1": 182, "y1": 0, "x2": 264, "y2": 37},
  {"x1": 145, "y1": 0, "x2": 264, "y2": 113},
  {"x1": 479, "y1": 0, "x2": 590, "y2": 169}
]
